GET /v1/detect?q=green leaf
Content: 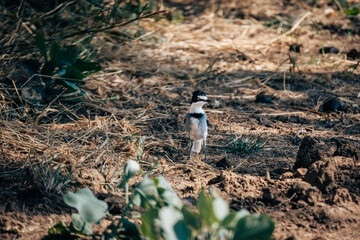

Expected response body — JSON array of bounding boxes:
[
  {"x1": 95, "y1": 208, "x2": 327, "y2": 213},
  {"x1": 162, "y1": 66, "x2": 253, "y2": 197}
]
[
  {"x1": 50, "y1": 42, "x2": 60, "y2": 62},
  {"x1": 63, "y1": 66, "x2": 86, "y2": 81},
  {"x1": 133, "y1": 175, "x2": 182, "y2": 210},
  {"x1": 344, "y1": 7, "x2": 360, "y2": 15},
  {"x1": 158, "y1": 206, "x2": 189, "y2": 240},
  {"x1": 140, "y1": 208, "x2": 159, "y2": 240},
  {"x1": 62, "y1": 80, "x2": 80, "y2": 92},
  {"x1": 41, "y1": 60, "x2": 56, "y2": 76},
  {"x1": 20, "y1": 59, "x2": 41, "y2": 76},
  {"x1": 58, "y1": 46, "x2": 78, "y2": 66},
  {"x1": 71, "y1": 213, "x2": 93, "y2": 235},
  {"x1": 156, "y1": 176, "x2": 182, "y2": 208},
  {"x1": 133, "y1": 174, "x2": 159, "y2": 209},
  {"x1": 40, "y1": 60, "x2": 56, "y2": 83},
  {"x1": 48, "y1": 222, "x2": 68, "y2": 235},
  {"x1": 63, "y1": 188, "x2": 108, "y2": 224},
  {"x1": 119, "y1": 160, "x2": 140, "y2": 188},
  {"x1": 36, "y1": 33, "x2": 48, "y2": 62},
  {"x1": 218, "y1": 227, "x2": 231, "y2": 239},
  {"x1": 120, "y1": 218, "x2": 141, "y2": 240},
  {"x1": 212, "y1": 194, "x2": 229, "y2": 221},
  {"x1": 181, "y1": 206, "x2": 202, "y2": 231},
  {"x1": 196, "y1": 190, "x2": 217, "y2": 227},
  {"x1": 221, "y1": 210, "x2": 249, "y2": 230},
  {"x1": 73, "y1": 59, "x2": 102, "y2": 72},
  {"x1": 233, "y1": 214, "x2": 275, "y2": 240},
  {"x1": 71, "y1": 213, "x2": 86, "y2": 231},
  {"x1": 136, "y1": 149, "x2": 142, "y2": 161},
  {"x1": 57, "y1": 67, "x2": 66, "y2": 77}
]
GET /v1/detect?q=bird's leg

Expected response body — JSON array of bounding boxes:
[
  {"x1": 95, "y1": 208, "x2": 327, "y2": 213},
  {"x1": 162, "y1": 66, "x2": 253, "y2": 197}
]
[
  {"x1": 203, "y1": 140, "x2": 207, "y2": 161},
  {"x1": 189, "y1": 141, "x2": 193, "y2": 160}
]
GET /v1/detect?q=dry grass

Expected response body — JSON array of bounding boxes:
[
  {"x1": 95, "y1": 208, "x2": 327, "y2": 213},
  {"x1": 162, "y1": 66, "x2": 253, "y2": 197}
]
[
  {"x1": 1, "y1": 0, "x2": 360, "y2": 239},
  {"x1": 0, "y1": 115, "x2": 143, "y2": 189}
]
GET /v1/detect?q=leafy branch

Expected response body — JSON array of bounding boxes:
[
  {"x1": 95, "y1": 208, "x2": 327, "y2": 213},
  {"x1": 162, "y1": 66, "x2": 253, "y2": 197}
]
[
  {"x1": 50, "y1": 160, "x2": 275, "y2": 239},
  {"x1": 56, "y1": 9, "x2": 168, "y2": 41}
]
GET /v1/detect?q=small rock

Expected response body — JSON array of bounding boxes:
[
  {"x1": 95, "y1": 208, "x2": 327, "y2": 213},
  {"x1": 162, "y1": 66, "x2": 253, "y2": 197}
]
[
  {"x1": 294, "y1": 168, "x2": 308, "y2": 178},
  {"x1": 347, "y1": 49, "x2": 360, "y2": 60},
  {"x1": 321, "y1": 97, "x2": 346, "y2": 112},
  {"x1": 280, "y1": 171, "x2": 294, "y2": 180},
  {"x1": 319, "y1": 47, "x2": 339, "y2": 54},
  {"x1": 215, "y1": 157, "x2": 231, "y2": 169}
]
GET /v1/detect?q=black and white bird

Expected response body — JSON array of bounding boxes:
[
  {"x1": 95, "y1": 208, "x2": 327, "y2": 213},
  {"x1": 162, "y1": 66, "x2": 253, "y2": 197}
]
[{"x1": 184, "y1": 90, "x2": 211, "y2": 161}]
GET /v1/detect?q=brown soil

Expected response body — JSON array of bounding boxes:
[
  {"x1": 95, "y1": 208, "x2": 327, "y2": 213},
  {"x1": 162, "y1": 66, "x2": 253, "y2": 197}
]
[{"x1": 1, "y1": 0, "x2": 360, "y2": 239}]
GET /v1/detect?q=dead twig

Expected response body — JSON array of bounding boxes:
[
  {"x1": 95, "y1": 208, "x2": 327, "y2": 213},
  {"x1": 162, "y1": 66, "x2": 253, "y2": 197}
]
[
  {"x1": 275, "y1": 104, "x2": 324, "y2": 115},
  {"x1": 35, "y1": 89, "x2": 66, "y2": 123},
  {"x1": 10, "y1": 78, "x2": 23, "y2": 105},
  {"x1": 40, "y1": 1, "x2": 76, "y2": 19},
  {"x1": 276, "y1": 193, "x2": 296, "y2": 206},
  {"x1": 56, "y1": 10, "x2": 168, "y2": 41}
]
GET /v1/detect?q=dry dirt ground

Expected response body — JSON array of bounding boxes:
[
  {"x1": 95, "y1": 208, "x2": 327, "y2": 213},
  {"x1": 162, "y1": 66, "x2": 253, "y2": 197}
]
[{"x1": 1, "y1": 0, "x2": 360, "y2": 239}]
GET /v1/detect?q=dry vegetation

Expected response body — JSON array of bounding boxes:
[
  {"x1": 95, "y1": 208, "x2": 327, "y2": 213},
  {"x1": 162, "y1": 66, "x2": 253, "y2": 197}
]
[{"x1": 1, "y1": 0, "x2": 360, "y2": 239}]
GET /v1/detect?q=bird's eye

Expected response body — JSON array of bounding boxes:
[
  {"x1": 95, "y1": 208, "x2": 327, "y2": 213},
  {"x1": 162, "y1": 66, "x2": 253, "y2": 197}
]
[{"x1": 197, "y1": 97, "x2": 200, "y2": 101}]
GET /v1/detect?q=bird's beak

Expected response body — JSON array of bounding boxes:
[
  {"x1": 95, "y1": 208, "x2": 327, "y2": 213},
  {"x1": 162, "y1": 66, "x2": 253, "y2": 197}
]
[{"x1": 206, "y1": 99, "x2": 212, "y2": 103}]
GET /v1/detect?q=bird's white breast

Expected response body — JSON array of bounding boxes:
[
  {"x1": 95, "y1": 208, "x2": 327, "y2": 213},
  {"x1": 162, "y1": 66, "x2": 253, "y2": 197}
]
[{"x1": 189, "y1": 117, "x2": 206, "y2": 141}]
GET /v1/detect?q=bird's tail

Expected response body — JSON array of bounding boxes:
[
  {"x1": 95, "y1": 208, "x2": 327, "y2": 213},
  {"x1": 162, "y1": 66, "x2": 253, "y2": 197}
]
[{"x1": 192, "y1": 140, "x2": 203, "y2": 153}]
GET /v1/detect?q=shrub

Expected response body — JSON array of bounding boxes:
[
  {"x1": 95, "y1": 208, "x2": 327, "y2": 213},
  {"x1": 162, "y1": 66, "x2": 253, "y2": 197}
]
[
  {"x1": 21, "y1": 34, "x2": 102, "y2": 101},
  {"x1": 49, "y1": 160, "x2": 275, "y2": 239}
]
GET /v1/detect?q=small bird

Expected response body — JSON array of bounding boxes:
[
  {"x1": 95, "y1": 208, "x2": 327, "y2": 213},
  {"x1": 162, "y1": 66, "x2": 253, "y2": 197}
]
[{"x1": 185, "y1": 90, "x2": 211, "y2": 161}]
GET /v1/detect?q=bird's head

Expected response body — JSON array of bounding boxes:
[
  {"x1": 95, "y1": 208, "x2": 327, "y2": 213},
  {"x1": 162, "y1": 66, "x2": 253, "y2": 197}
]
[
  {"x1": 189, "y1": 90, "x2": 211, "y2": 113},
  {"x1": 191, "y1": 90, "x2": 211, "y2": 104}
]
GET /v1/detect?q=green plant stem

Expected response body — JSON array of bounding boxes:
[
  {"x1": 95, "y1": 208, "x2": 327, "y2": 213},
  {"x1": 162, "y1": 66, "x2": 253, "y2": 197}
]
[
  {"x1": 115, "y1": 186, "x2": 137, "y2": 229},
  {"x1": 125, "y1": 183, "x2": 129, "y2": 205}
]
